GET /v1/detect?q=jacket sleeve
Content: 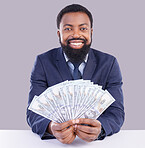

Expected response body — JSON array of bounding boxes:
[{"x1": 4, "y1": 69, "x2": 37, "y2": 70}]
[
  {"x1": 97, "y1": 57, "x2": 125, "y2": 139},
  {"x1": 26, "y1": 56, "x2": 55, "y2": 140}
]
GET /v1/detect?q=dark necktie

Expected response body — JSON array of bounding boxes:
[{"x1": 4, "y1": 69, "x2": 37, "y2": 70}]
[{"x1": 72, "y1": 62, "x2": 82, "y2": 80}]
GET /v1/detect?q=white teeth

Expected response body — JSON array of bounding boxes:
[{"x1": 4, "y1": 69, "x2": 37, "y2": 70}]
[{"x1": 70, "y1": 43, "x2": 83, "y2": 46}]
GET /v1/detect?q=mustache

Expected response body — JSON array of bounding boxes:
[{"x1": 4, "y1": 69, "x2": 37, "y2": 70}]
[{"x1": 67, "y1": 38, "x2": 87, "y2": 44}]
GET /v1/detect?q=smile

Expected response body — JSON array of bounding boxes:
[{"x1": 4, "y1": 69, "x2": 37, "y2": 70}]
[{"x1": 70, "y1": 42, "x2": 83, "y2": 46}]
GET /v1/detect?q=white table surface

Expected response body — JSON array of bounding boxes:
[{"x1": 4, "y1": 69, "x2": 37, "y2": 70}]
[{"x1": 0, "y1": 130, "x2": 145, "y2": 148}]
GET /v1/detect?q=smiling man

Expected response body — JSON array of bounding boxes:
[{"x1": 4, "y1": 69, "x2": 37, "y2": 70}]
[
  {"x1": 26, "y1": 4, "x2": 125, "y2": 144},
  {"x1": 58, "y1": 11, "x2": 92, "y2": 64}
]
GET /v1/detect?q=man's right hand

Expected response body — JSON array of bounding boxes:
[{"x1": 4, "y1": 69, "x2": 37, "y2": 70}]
[{"x1": 47, "y1": 121, "x2": 76, "y2": 144}]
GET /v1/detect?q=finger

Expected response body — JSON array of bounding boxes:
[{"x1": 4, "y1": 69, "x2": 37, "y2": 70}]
[
  {"x1": 76, "y1": 118, "x2": 101, "y2": 127},
  {"x1": 66, "y1": 134, "x2": 76, "y2": 144},
  {"x1": 77, "y1": 124, "x2": 99, "y2": 134},
  {"x1": 51, "y1": 120, "x2": 72, "y2": 131},
  {"x1": 58, "y1": 132, "x2": 75, "y2": 144},
  {"x1": 76, "y1": 129, "x2": 97, "y2": 142},
  {"x1": 54, "y1": 126, "x2": 74, "y2": 139}
]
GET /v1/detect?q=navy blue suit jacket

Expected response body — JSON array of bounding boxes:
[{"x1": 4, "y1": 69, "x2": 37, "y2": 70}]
[{"x1": 26, "y1": 47, "x2": 125, "y2": 140}]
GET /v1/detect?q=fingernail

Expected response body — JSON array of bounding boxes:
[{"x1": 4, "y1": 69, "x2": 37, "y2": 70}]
[
  {"x1": 75, "y1": 124, "x2": 77, "y2": 130},
  {"x1": 75, "y1": 119, "x2": 79, "y2": 124},
  {"x1": 72, "y1": 120, "x2": 75, "y2": 124}
]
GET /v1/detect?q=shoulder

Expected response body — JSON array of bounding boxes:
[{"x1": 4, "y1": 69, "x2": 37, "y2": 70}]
[
  {"x1": 32, "y1": 47, "x2": 61, "y2": 67},
  {"x1": 90, "y1": 48, "x2": 116, "y2": 64},
  {"x1": 38, "y1": 47, "x2": 60, "y2": 58},
  {"x1": 35, "y1": 47, "x2": 61, "y2": 63},
  {"x1": 91, "y1": 48, "x2": 115, "y2": 59}
]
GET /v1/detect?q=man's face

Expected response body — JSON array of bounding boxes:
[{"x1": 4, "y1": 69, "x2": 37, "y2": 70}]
[
  {"x1": 57, "y1": 12, "x2": 93, "y2": 63},
  {"x1": 58, "y1": 12, "x2": 93, "y2": 49}
]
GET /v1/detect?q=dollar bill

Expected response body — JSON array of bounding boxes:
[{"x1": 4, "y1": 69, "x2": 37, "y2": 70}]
[{"x1": 28, "y1": 80, "x2": 116, "y2": 122}]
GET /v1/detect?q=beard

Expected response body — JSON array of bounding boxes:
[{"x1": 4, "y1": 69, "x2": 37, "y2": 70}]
[{"x1": 60, "y1": 37, "x2": 92, "y2": 64}]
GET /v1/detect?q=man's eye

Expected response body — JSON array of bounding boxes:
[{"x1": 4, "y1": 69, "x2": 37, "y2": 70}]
[
  {"x1": 80, "y1": 27, "x2": 87, "y2": 31},
  {"x1": 64, "y1": 28, "x2": 71, "y2": 31}
]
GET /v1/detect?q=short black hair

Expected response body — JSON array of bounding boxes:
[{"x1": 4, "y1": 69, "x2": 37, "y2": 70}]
[{"x1": 57, "y1": 4, "x2": 93, "y2": 29}]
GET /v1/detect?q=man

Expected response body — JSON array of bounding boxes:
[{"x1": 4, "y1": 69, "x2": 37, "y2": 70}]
[{"x1": 26, "y1": 4, "x2": 125, "y2": 144}]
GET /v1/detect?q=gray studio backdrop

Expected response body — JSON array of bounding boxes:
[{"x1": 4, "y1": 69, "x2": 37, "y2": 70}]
[{"x1": 0, "y1": 0, "x2": 145, "y2": 130}]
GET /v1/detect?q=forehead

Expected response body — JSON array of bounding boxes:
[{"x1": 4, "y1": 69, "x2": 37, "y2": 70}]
[{"x1": 60, "y1": 12, "x2": 91, "y2": 27}]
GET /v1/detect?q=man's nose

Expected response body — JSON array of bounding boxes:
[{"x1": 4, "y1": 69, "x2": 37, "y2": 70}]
[{"x1": 72, "y1": 28, "x2": 81, "y2": 38}]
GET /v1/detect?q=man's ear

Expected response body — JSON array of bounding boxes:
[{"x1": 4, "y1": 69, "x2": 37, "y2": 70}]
[
  {"x1": 57, "y1": 30, "x2": 60, "y2": 38},
  {"x1": 91, "y1": 28, "x2": 93, "y2": 36}
]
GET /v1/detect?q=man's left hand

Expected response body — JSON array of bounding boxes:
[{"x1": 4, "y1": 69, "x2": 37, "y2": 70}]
[{"x1": 72, "y1": 118, "x2": 101, "y2": 142}]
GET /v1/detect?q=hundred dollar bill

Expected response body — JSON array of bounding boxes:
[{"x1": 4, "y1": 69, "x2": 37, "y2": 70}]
[
  {"x1": 65, "y1": 84, "x2": 75, "y2": 119},
  {"x1": 28, "y1": 96, "x2": 60, "y2": 123},
  {"x1": 46, "y1": 88, "x2": 67, "y2": 122},
  {"x1": 74, "y1": 85, "x2": 98, "y2": 118},
  {"x1": 81, "y1": 90, "x2": 115, "y2": 119},
  {"x1": 28, "y1": 80, "x2": 116, "y2": 122}
]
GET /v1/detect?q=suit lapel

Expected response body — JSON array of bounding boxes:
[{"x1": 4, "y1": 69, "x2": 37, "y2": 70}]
[
  {"x1": 55, "y1": 48, "x2": 97, "y2": 81},
  {"x1": 56, "y1": 48, "x2": 73, "y2": 81},
  {"x1": 83, "y1": 49, "x2": 97, "y2": 80}
]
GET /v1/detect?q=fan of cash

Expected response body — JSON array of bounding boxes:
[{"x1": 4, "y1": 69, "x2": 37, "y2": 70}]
[{"x1": 28, "y1": 80, "x2": 115, "y2": 123}]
